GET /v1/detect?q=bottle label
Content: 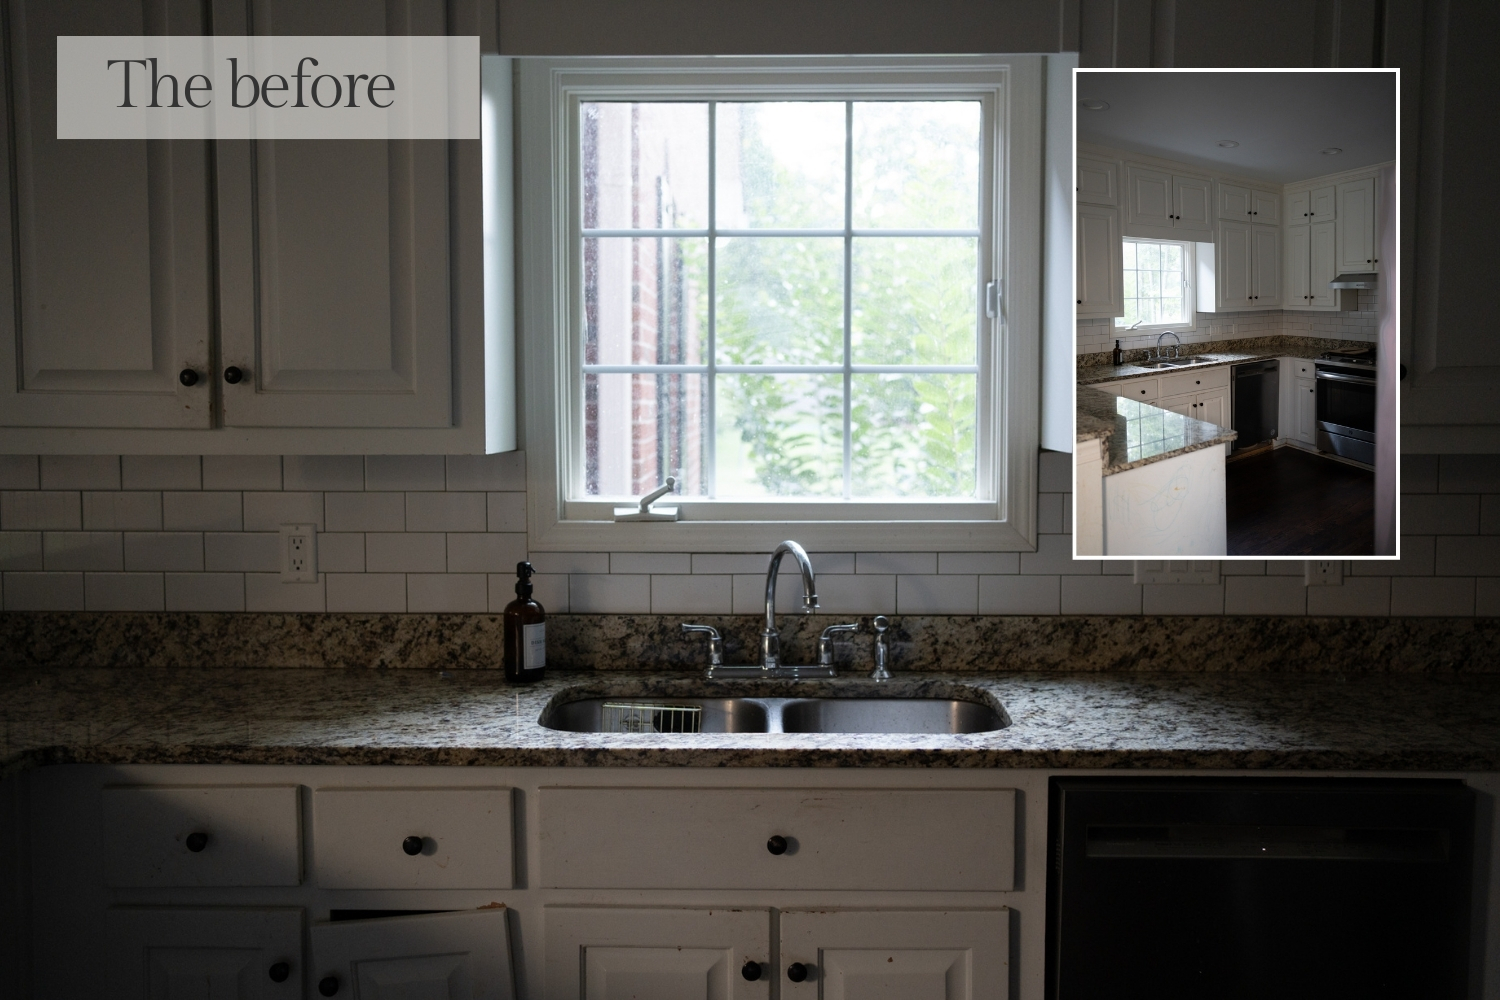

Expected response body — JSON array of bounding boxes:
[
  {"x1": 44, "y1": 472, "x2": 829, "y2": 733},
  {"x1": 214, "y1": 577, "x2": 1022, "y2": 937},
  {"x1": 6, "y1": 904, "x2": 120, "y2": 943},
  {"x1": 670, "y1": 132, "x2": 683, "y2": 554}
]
[{"x1": 524, "y1": 622, "x2": 546, "y2": 669}]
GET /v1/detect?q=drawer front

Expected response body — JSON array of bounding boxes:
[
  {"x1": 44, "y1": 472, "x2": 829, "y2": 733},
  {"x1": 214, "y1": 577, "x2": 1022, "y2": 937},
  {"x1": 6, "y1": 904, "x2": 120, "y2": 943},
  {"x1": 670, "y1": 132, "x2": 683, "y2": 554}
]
[
  {"x1": 540, "y1": 787, "x2": 1015, "y2": 892},
  {"x1": 1102, "y1": 377, "x2": 1158, "y2": 401},
  {"x1": 313, "y1": 787, "x2": 513, "y2": 889},
  {"x1": 102, "y1": 785, "x2": 301, "y2": 887},
  {"x1": 1160, "y1": 365, "x2": 1230, "y2": 397}
]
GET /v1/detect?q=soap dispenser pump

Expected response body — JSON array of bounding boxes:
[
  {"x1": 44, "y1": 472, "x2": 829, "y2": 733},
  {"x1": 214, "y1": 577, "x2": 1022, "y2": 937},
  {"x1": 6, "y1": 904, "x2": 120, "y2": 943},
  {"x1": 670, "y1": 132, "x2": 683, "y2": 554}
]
[
  {"x1": 1113, "y1": 340, "x2": 1123, "y2": 365},
  {"x1": 503, "y1": 561, "x2": 546, "y2": 683}
]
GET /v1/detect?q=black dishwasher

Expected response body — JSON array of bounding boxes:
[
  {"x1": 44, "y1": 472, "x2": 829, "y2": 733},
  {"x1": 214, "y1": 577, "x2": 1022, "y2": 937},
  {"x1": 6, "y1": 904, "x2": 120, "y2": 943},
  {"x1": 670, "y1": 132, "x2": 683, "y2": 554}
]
[
  {"x1": 1048, "y1": 777, "x2": 1476, "y2": 1000},
  {"x1": 1231, "y1": 360, "x2": 1279, "y2": 451}
]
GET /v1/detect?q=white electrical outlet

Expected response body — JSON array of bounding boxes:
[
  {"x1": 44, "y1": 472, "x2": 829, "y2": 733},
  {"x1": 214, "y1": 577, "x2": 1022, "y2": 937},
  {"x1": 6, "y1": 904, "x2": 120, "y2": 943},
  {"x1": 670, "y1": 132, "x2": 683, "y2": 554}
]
[
  {"x1": 279, "y1": 524, "x2": 317, "y2": 583},
  {"x1": 1133, "y1": 560, "x2": 1220, "y2": 585},
  {"x1": 1304, "y1": 560, "x2": 1343, "y2": 586}
]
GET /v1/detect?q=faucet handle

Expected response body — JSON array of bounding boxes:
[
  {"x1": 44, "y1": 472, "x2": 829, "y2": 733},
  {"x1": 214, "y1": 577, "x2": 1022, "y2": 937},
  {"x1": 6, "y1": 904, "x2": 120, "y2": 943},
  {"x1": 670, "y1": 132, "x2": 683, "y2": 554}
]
[
  {"x1": 817, "y1": 622, "x2": 859, "y2": 667},
  {"x1": 870, "y1": 616, "x2": 891, "y2": 682},
  {"x1": 681, "y1": 624, "x2": 724, "y2": 671}
]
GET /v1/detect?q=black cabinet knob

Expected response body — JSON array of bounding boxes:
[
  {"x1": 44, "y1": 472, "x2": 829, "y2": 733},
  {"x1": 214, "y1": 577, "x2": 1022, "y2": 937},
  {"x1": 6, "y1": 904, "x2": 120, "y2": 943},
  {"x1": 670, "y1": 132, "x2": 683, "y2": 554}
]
[
  {"x1": 185, "y1": 832, "x2": 208, "y2": 853},
  {"x1": 742, "y1": 960, "x2": 762, "y2": 981},
  {"x1": 402, "y1": 836, "x2": 424, "y2": 856},
  {"x1": 766, "y1": 835, "x2": 788, "y2": 856},
  {"x1": 179, "y1": 369, "x2": 199, "y2": 386},
  {"x1": 787, "y1": 962, "x2": 808, "y2": 982},
  {"x1": 268, "y1": 962, "x2": 290, "y2": 983},
  {"x1": 224, "y1": 366, "x2": 244, "y2": 384},
  {"x1": 319, "y1": 976, "x2": 340, "y2": 997}
]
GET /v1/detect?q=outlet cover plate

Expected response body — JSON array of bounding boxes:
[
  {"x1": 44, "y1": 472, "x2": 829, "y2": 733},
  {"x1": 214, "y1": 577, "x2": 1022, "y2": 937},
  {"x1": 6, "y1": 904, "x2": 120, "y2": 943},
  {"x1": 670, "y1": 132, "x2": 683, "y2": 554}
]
[
  {"x1": 1133, "y1": 560, "x2": 1220, "y2": 585},
  {"x1": 279, "y1": 523, "x2": 318, "y2": 583},
  {"x1": 1305, "y1": 560, "x2": 1343, "y2": 586}
]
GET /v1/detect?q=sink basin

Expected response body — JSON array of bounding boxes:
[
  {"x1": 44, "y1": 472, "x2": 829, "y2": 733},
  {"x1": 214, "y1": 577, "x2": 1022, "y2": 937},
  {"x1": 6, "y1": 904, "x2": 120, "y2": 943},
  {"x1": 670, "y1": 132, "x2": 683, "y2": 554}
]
[
  {"x1": 1136, "y1": 357, "x2": 1216, "y2": 370},
  {"x1": 539, "y1": 695, "x2": 1007, "y2": 735}
]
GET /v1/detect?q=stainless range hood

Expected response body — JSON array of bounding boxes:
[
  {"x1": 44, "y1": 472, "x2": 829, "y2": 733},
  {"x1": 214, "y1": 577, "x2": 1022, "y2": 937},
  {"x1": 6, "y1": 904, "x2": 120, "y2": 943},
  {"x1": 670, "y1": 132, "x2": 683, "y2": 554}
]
[{"x1": 1329, "y1": 272, "x2": 1379, "y2": 289}]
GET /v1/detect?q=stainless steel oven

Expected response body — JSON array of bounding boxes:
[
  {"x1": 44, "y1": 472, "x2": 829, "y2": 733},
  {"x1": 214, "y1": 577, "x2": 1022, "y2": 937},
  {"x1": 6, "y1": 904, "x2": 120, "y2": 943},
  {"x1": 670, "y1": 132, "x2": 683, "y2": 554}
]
[{"x1": 1315, "y1": 363, "x2": 1375, "y2": 465}]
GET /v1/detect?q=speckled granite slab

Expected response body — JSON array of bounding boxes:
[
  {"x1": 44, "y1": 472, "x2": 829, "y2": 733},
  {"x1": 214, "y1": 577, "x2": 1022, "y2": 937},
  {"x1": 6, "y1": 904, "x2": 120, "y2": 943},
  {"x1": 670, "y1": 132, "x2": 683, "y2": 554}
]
[
  {"x1": 1077, "y1": 335, "x2": 1374, "y2": 381},
  {"x1": 4, "y1": 667, "x2": 1498, "y2": 772},
  {"x1": 1077, "y1": 386, "x2": 1237, "y2": 474}
]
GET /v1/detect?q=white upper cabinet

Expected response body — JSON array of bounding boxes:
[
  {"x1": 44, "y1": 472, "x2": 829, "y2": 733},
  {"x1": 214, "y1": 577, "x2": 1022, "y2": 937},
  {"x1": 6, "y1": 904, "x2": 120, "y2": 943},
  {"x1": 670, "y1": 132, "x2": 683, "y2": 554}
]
[
  {"x1": 1336, "y1": 176, "x2": 1379, "y2": 272},
  {"x1": 1217, "y1": 182, "x2": 1278, "y2": 225},
  {"x1": 1076, "y1": 155, "x2": 1119, "y2": 206},
  {"x1": 1251, "y1": 188, "x2": 1280, "y2": 225},
  {"x1": 1252, "y1": 225, "x2": 1280, "y2": 306},
  {"x1": 1309, "y1": 184, "x2": 1336, "y2": 223},
  {"x1": 0, "y1": 0, "x2": 212, "y2": 429},
  {"x1": 1287, "y1": 189, "x2": 1310, "y2": 223},
  {"x1": 1309, "y1": 221, "x2": 1338, "y2": 308},
  {"x1": 1076, "y1": 204, "x2": 1124, "y2": 319},
  {"x1": 1285, "y1": 224, "x2": 1311, "y2": 306},
  {"x1": 1125, "y1": 165, "x2": 1172, "y2": 229},
  {"x1": 1124, "y1": 163, "x2": 1212, "y2": 237},
  {"x1": 1172, "y1": 175, "x2": 1214, "y2": 233},
  {"x1": 1216, "y1": 220, "x2": 1252, "y2": 308}
]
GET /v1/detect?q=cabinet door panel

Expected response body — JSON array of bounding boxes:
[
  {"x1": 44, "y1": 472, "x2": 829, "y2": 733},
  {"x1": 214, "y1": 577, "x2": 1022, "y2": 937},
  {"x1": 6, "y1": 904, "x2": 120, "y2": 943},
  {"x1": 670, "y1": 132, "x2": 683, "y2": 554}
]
[
  {"x1": 1076, "y1": 156, "x2": 1118, "y2": 206},
  {"x1": 310, "y1": 908, "x2": 514, "y2": 1000},
  {"x1": 1076, "y1": 205, "x2": 1123, "y2": 318},
  {"x1": 1252, "y1": 225, "x2": 1280, "y2": 305},
  {"x1": 1218, "y1": 183, "x2": 1251, "y2": 220},
  {"x1": 1158, "y1": 392, "x2": 1195, "y2": 418},
  {"x1": 1197, "y1": 387, "x2": 1228, "y2": 428},
  {"x1": 780, "y1": 909, "x2": 1009, "y2": 1000},
  {"x1": 1336, "y1": 177, "x2": 1376, "y2": 272},
  {"x1": 1309, "y1": 184, "x2": 1336, "y2": 223},
  {"x1": 0, "y1": 0, "x2": 212, "y2": 427},
  {"x1": 215, "y1": 0, "x2": 453, "y2": 428},
  {"x1": 1250, "y1": 189, "x2": 1280, "y2": 225},
  {"x1": 102, "y1": 785, "x2": 302, "y2": 888},
  {"x1": 1309, "y1": 222, "x2": 1337, "y2": 308},
  {"x1": 312, "y1": 787, "x2": 514, "y2": 889},
  {"x1": 1285, "y1": 225, "x2": 1310, "y2": 307},
  {"x1": 1125, "y1": 166, "x2": 1172, "y2": 229},
  {"x1": 1296, "y1": 377, "x2": 1317, "y2": 443},
  {"x1": 108, "y1": 907, "x2": 302, "y2": 1000},
  {"x1": 1216, "y1": 221, "x2": 1251, "y2": 308},
  {"x1": 1287, "y1": 190, "x2": 1311, "y2": 223},
  {"x1": 546, "y1": 906, "x2": 770, "y2": 1000},
  {"x1": 1172, "y1": 176, "x2": 1213, "y2": 233}
]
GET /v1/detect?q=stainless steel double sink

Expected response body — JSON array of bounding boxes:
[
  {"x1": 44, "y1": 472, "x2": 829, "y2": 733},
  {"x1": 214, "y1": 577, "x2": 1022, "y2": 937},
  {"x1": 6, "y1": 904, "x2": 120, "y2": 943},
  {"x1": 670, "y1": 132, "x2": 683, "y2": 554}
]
[{"x1": 541, "y1": 695, "x2": 1007, "y2": 735}]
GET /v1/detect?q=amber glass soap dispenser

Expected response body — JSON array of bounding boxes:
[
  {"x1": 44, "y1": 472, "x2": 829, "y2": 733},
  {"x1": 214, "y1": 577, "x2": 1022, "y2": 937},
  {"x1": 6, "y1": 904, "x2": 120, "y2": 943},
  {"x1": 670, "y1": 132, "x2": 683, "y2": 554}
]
[{"x1": 503, "y1": 561, "x2": 546, "y2": 683}]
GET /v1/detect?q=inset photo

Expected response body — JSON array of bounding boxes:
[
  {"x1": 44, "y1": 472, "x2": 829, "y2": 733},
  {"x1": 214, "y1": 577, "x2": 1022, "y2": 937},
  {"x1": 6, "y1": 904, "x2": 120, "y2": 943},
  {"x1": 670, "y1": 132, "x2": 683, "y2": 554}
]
[{"x1": 1072, "y1": 69, "x2": 1398, "y2": 558}]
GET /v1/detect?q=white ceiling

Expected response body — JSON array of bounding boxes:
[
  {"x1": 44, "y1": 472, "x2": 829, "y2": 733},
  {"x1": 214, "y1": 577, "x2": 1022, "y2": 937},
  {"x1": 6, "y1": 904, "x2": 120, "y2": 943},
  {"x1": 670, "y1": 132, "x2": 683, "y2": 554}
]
[{"x1": 1075, "y1": 71, "x2": 1396, "y2": 184}]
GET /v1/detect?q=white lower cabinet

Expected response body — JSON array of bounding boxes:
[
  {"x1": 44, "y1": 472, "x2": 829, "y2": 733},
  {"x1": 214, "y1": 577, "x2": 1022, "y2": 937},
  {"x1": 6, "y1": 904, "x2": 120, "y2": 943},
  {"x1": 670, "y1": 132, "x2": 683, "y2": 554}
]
[
  {"x1": 107, "y1": 906, "x2": 303, "y2": 1000},
  {"x1": 310, "y1": 908, "x2": 514, "y2": 1000},
  {"x1": 1296, "y1": 377, "x2": 1317, "y2": 443},
  {"x1": 1159, "y1": 388, "x2": 1228, "y2": 427}
]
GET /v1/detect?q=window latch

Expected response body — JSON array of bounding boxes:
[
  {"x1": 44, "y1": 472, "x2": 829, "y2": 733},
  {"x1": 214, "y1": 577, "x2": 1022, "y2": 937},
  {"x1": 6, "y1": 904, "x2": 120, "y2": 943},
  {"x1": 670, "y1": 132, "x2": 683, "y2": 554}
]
[
  {"x1": 985, "y1": 280, "x2": 1001, "y2": 319},
  {"x1": 614, "y1": 476, "x2": 679, "y2": 522}
]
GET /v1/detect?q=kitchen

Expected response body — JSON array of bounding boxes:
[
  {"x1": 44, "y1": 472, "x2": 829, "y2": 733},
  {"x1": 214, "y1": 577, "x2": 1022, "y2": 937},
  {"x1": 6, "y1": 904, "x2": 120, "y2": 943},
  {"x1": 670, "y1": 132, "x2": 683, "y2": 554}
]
[
  {"x1": 3, "y1": 5, "x2": 1499, "y2": 1000},
  {"x1": 1072, "y1": 70, "x2": 1397, "y2": 559}
]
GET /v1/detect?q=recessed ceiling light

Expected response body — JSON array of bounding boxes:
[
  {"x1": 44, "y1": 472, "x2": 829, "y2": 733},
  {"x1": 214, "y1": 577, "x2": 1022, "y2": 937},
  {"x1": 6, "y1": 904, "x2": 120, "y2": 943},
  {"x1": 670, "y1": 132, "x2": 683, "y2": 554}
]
[
  {"x1": 1079, "y1": 99, "x2": 1110, "y2": 111},
  {"x1": 1216, "y1": 140, "x2": 1239, "y2": 148},
  {"x1": 1321, "y1": 147, "x2": 1343, "y2": 155}
]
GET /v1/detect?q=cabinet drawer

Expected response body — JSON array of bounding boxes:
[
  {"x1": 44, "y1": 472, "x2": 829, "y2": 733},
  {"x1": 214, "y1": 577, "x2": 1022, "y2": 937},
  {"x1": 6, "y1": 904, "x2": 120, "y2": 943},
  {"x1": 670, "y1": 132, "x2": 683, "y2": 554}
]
[
  {"x1": 102, "y1": 785, "x2": 301, "y2": 887},
  {"x1": 313, "y1": 787, "x2": 513, "y2": 889},
  {"x1": 1103, "y1": 378, "x2": 1158, "y2": 401},
  {"x1": 1291, "y1": 360, "x2": 1314, "y2": 378},
  {"x1": 540, "y1": 787, "x2": 1015, "y2": 892},
  {"x1": 1160, "y1": 366, "x2": 1229, "y2": 397}
]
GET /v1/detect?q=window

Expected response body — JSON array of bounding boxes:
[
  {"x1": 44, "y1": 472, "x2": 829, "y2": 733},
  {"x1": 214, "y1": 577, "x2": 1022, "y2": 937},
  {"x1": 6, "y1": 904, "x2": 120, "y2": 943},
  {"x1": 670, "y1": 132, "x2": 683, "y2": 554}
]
[
  {"x1": 1115, "y1": 237, "x2": 1195, "y2": 330},
  {"x1": 519, "y1": 57, "x2": 1042, "y2": 552}
]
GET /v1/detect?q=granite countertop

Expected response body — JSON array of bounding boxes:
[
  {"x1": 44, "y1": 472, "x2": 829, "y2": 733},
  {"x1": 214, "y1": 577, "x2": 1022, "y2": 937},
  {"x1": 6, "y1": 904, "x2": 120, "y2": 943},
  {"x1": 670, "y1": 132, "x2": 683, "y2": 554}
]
[
  {"x1": 1077, "y1": 385, "x2": 1237, "y2": 475},
  {"x1": 4, "y1": 667, "x2": 1498, "y2": 772},
  {"x1": 1077, "y1": 348, "x2": 1287, "y2": 386}
]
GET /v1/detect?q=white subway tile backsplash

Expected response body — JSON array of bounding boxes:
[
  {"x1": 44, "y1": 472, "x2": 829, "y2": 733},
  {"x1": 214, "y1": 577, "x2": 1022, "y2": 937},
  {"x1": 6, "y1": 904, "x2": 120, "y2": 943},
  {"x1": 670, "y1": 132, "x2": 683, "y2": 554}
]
[
  {"x1": 1220, "y1": 561, "x2": 1266, "y2": 575},
  {"x1": 1101, "y1": 560, "x2": 1135, "y2": 575},
  {"x1": 204, "y1": 533, "x2": 279, "y2": 573},
  {"x1": 807, "y1": 552, "x2": 856, "y2": 574},
  {"x1": 406, "y1": 492, "x2": 486, "y2": 532},
  {"x1": 3, "y1": 571, "x2": 83, "y2": 610},
  {"x1": 366, "y1": 533, "x2": 446, "y2": 573},
  {"x1": 85, "y1": 572, "x2": 164, "y2": 611},
  {"x1": 1435, "y1": 536, "x2": 1500, "y2": 576},
  {"x1": 1350, "y1": 537, "x2": 1434, "y2": 576},
  {"x1": 1039, "y1": 450, "x2": 1071, "y2": 493},
  {"x1": 325, "y1": 492, "x2": 403, "y2": 532},
  {"x1": 694, "y1": 553, "x2": 773, "y2": 575},
  {"x1": 494, "y1": 572, "x2": 567, "y2": 613},
  {"x1": 0, "y1": 532, "x2": 42, "y2": 571},
  {"x1": 365, "y1": 455, "x2": 445, "y2": 492},
  {"x1": 897, "y1": 575, "x2": 978, "y2": 614},
  {"x1": 243, "y1": 492, "x2": 324, "y2": 531},
  {"x1": 163, "y1": 492, "x2": 241, "y2": 531},
  {"x1": 283, "y1": 455, "x2": 364, "y2": 491},
  {"x1": 1142, "y1": 583, "x2": 1225, "y2": 615},
  {"x1": 1307, "y1": 577, "x2": 1391, "y2": 616},
  {"x1": 121, "y1": 456, "x2": 200, "y2": 491},
  {"x1": 530, "y1": 552, "x2": 609, "y2": 575},
  {"x1": 652, "y1": 574, "x2": 732, "y2": 614},
  {"x1": 2, "y1": 492, "x2": 81, "y2": 530},
  {"x1": 1477, "y1": 579, "x2": 1500, "y2": 618},
  {"x1": 979, "y1": 574, "x2": 1060, "y2": 614},
  {"x1": 245, "y1": 574, "x2": 325, "y2": 612},
  {"x1": 856, "y1": 552, "x2": 937, "y2": 575},
  {"x1": 938, "y1": 552, "x2": 1019, "y2": 574},
  {"x1": 1264, "y1": 560, "x2": 1306, "y2": 576},
  {"x1": 1021, "y1": 534, "x2": 1099, "y2": 575},
  {"x1": 570, "y1": 573, "x2": 651, "y2": 613},
  {"x1": 40, "y1": 456, "x2": 119, "y2": 490},
  {"x1": 165, "y1": 572, "x2": 244, "y2": 612},
  {"x1": 327, "y1": 573, "x2": 407, "y2": 613},
  {"x1": 1390, "y1": 577, "x2": 1475, "y2": 616},
  {"x1": 317, "y1": 533, "x2": 366, "y2": 573},
  {"x1": 43, "y1": 532, "x2": 122, "y2": 571},
  {"x1": 202, "y1": 455, "x2": 281, "y2": 491},
  {"x1": 1400, "y1": 456, "x2": 1439, "y2": 493},
  {"x1": 446, "y1": 532, "x2": 528, "y2": 574},
  {"x1": 1224, "y1": 577, "x2": 1306, "y2": 616},
  {"x1": 1037, "y1": 492, "x2": 1064, "y2": 534},
  {"x1": 123, "y1": 532, "x2": 203, "y2": 572},
  {"x1": 1438, "y1": 455, "x2": 1500, "y2": 494},
  {"x1": 82, "y1": 492, "x2": 162, "y2": 531},
  {"x1": 407, "y1": 573, "x2": 488, "y2": 612},
  {"x1": 1061, "y1": 576, "x2": 1141, "y2": 614},
  {"x1": 731, "y1": 574, "x2": 804, "y2": 615},
  {"x1": 447, "y1": 452, "x2": 526, "y2": 491},
  {"x1": 815, "y1": 574, "x2": 896, "y2": 614},
  {"x1": 486, "y1": 492, "x2": 527, "y2": 532},
  {"x1": 0, "y1": 456, "x2": 38, "y2": 490},
  {"x1": 612, "y1": 552, "x2": 691, "y2": 574},
  {"x1": 1482, "y1": 496, "x2": 1500, "y2": 535},
  {"x1": 1401, "y1": 495, "x2": 1480, "y2": 535}
]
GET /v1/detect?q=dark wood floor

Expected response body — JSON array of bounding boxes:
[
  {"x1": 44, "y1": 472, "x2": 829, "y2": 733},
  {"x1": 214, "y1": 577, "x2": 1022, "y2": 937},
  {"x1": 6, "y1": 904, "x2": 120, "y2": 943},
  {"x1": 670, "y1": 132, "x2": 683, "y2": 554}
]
[{"x1": 1226, "y1": 446, "x2": 1374, "y2": 555}]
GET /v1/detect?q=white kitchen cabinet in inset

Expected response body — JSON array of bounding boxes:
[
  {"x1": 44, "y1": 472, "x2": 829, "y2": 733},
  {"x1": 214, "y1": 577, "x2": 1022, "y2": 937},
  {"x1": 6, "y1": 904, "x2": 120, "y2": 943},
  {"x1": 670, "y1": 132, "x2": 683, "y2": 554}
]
[
  {"x1": 1288, "y1": 185, "x2": 1336, "y2": 226},
  {"x1": 1336, "y1": 176, "x2": 1379, "y2": 273},
  {"x1": 1076, "y1": 155, "x2": 1119, "y2": 206},
  {"x1": 1217, "y1": 220, "x2": 1279, "y2": 309},
  {"x1": 545, "y1": 906, "x2": 771, "y2": 1000},
  {"x1": 1076, "y1": 204, "x2": 1124, "y2": 319},
  {"x1": 1124, "y1": 164, "x2": 1213, "y2": 238},
  {"x1": 780, "y1": 908, "x2": 1010, "y2": 1000},
  {"x1": 1159, "y1": 373, "x2": 1229, "y2": 428},
  {"x1": 107, "y1": 906, "x2": 303, "y2": 1000},
  {"x1": 1217, "y1": 183, "x2": 1279, "y2": 225},
  {"x1": 1285, "y1": 221, "x2": 1345, "y2": 311},
  {"x1": 102, "y1": 785, "x2": 302, "y2": 888},
  {"x1": 1099, "y1": 377, "x2": 1159, "y2": 403},
  {"x1": 310, "y1": 908, "x2": 514, "y2": 1000},
  {"x1": 1286, "y1": 224, "x2": 1311, "y2": 307},
  {"x1": 1253, "y1": 225, "x2": 1281, "y2": 306},
  {"x1": 312, "y1": 787, "x2": 514, "y2": 889},
  {"x1": 1296, "y1": 377, "x2": 1317, "y2": 444}
]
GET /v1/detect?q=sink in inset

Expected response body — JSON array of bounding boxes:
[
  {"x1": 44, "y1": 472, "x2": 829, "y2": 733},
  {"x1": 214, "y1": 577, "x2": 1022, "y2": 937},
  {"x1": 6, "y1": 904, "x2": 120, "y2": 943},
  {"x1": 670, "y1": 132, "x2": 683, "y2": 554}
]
[
  {"x1": 780, "y1": 698, "x2": 1006, "y2": 734},
  {"x1": 539, "y1": 693, "x2": 1009, "y2": 735}
]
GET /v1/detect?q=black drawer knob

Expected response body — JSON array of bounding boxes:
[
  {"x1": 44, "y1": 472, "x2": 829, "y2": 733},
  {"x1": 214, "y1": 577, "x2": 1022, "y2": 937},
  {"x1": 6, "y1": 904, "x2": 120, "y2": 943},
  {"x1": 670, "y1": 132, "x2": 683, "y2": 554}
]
[
  {"x1": 766, "y1": 835, "x2": 788, "y2": 856},
  {"x1": 179, "y1": 369, "x2": 199, "y2": 386},
  {"x1": 185, "y1": 832, "x2": 208, "y2": 853},
  {"x1": 268, "y1": 962, "x2": 290, "y2": 983},
  {"x1": 319, "y1": 976, "x2": 339, "y2": 996},
  {"x1": 742, "y1": 960, "x2": 762, "y2": 981},
  {"x1": 402, "y1": 836, "x2": 424, "y2": 856},
  {"x1": 224, "y1": 366, "x2": 244, "y2": 384},
  {"x1": 787, "y1": 962, "x2": 808, "y2": 982}
]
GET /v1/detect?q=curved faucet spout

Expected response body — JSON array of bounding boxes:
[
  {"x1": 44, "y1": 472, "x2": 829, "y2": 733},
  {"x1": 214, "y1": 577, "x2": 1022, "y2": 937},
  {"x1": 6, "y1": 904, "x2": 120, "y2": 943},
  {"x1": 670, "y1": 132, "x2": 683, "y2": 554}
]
[{"x1": 762, "y1": 540, "x2": 818, "y2": 670}]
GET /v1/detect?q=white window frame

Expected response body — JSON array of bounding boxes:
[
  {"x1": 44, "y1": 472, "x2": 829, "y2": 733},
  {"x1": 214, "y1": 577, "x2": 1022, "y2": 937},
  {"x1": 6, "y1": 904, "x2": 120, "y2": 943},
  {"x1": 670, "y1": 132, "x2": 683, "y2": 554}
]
[
  {"x1": 518, "y1": 56, "x2": 1042, "y2": 552},
  {"x1": 1114, "y1": 236, "x2": 1199, "y2": 334}
]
